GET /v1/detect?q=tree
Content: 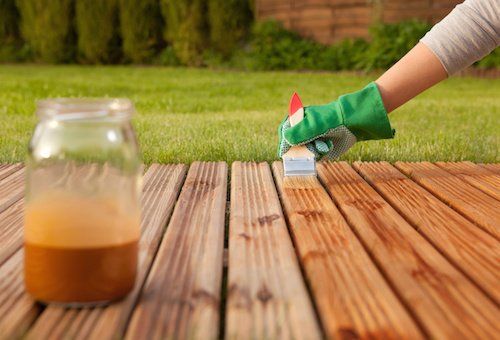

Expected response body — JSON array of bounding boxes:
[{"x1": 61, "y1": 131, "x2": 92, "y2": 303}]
[
  {"x1": 0, "y1": 0, "x2": 20, "y2": 44},
  {"x1": 16, "y1": 0, "x2": 74, "y2": 62},
  {"x1": 120, "y1": 0, "x2": 164, "y2": 63},
  {"x1": 208, "y1": 0, "x2": 252, "y2": 57},
  {"x1": 76, "y1": 0, "x2": 120, "y2": 63},
  {"x1": 161, "y1": 0, "x2": 208, "y2": 66}
]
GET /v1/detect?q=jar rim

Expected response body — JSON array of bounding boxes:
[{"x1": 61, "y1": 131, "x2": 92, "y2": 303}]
[{"x1": 37, "y1": 98, "x2": 134, "y2": 121}]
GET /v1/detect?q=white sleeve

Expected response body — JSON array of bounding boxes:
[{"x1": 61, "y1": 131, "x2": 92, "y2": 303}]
[{"x1": 420, "y1": 0, "x2": 500, "y2": 75}]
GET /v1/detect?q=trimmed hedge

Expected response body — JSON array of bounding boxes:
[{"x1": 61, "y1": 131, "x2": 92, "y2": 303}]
[
  {"x1": 161, "y1": 0, "x2": 208, "y2": 66},
  {"x1": 0, "y1": 0, "x2": 24, "y2": 61},
  {"x1": 363, "y1": 19, "x2": 431, "y2": 69},
  {"x1": 76, "y1": 0, "x2": 120, "y2": 63},
  {"x1": 16, "y1": 0, "x2": 74, "y2": 63},
  {"x1": 239, "y1": 20, "x2": 322, "y2": 70},
  {"x1": 120, "y1": 0, "x2": 164, "y2": 63},
  {"x1": 0, "y1": 0, "x2": 19, "y2": 44},
  {"x1": 208, "y1": 0, "x2": 252, "y2": 57}
]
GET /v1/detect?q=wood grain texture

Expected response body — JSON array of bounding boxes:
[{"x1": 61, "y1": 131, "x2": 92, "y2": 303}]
[
  {"x1": 0, "y1": 163, "x2": 23, "y2": 181},
  {"x1": 126, "y1": 162, "x2": 227, "y2": 340},
  {"x1": 0, "y1": 251, "x2": 41, "y2": 340},
  {"x1": 0, "y1": 198, "x2": 24, "y2": 265},
  {"x1": 25, "y1": 164, "x2": 187, "y2": 340},
  {"x1": 435, "y1": 161, "x2": 500, "y2": 200},
  {"x1": 226, "y1": 162, "x2": 321, "y2": 340},
  {"x1": 318, "y1": 161, "x2": 500, "y2": 338},
  {"x1": 0, "y1": 167, "x2": 24, "y2": 214},
  {"x1": 272, "y1": 162, "x2": 422, "y2": 339},
  {"x1": 479, "y1": 163, "x2": 500, "y2": 174},
  {"x1": 354, "y1": 161, "x2": 500, "y2": 303},
  {"x1": 395, "y1": 162, "x2": 500, "y2": 239}
]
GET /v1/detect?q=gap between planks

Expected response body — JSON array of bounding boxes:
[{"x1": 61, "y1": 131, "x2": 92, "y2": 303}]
[
  {"x1": 353, "y1": 161, "x2": 500, "y2": 304},
  {"x1": 226, "y1": 162, "x2": 321, "y2": 339},
  {"x1": 272, "y1": 162, "x2": 423, "y2": 339},
  {"x1": 434, "y1": 161, "x2": 500, "y2": 201},
  {"x1": 395, "y1": 162, "x2": 500, "y2": 240},
  {"x1": 19, "y1": 164, "x2": 188, "y2": 340},
  {"x1": 317, "y1": 161, "x2": 500, "y2": 338},
  {"x1": 0, "y1": 161, "x2": 498, "y2": 339},
  {"x1": 125, "y1": 162, "x2": 227, "y2": 340},
  {"x1": 0, "y1": 165, "x2": 24, "y2": 215}
]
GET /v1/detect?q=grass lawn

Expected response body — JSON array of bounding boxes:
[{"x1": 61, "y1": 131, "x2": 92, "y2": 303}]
[{"x1": 0, "y1": 65, "x2": 498, "y2": 164}]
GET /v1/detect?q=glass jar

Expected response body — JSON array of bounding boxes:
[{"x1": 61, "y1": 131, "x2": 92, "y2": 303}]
[{"x1": 24, "y1": 98, "x2": 142, "y2": 306}]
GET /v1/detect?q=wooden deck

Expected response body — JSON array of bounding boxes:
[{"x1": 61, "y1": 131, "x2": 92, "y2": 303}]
[{"x1": 0, "y1": 161, "x2": 499, "y2": 339}]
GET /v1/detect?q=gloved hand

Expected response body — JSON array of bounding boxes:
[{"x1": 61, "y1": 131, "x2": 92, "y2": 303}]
[{"x1": 278, "y1": 82, "x2": 395, "y2": 160}]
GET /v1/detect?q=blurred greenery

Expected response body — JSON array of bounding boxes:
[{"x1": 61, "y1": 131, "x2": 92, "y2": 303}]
[
  {"x1": 363, "y1": 20, "x2": 432, "y2": 69},
  {"x1": 0, "y1": 65, "x2": 498, "y2": 164},
  {"x1": 161, "y1": 0, "x2": 208, "y2": 66},
  {"x1": 208, "y1": 0, "x2": 252, "y2": 57},
  {"x1": 120, "y1": 0, "x2": 164, "y2": 63},
  {"x1": 16, "y1": 0, "x2": 74, "y2": 63},
  {"x1": 76, "y1": 0, "x2": 120, "y2": 63},
  {"x1": 1, "y1": 0, "x2": 499, "y2": 71}
]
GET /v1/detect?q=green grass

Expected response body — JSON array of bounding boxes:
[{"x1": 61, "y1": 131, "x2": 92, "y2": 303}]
[{"x1": 0, "y1": 65, "x2": 498, "y2": 164}]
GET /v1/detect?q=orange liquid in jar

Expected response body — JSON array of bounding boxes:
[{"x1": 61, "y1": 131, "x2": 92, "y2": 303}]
[{"x1": 24, "y1": 189, "x2": 140, "y2": 304}]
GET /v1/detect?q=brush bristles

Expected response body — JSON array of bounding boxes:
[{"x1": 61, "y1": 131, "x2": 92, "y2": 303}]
[{"x1": 283, "y1": 158, "x2": 316, "y2": 177}]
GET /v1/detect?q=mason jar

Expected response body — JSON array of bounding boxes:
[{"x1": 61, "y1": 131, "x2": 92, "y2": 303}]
[{"x1": 24, "y1": 98, "x2": 142, "y2": 306}]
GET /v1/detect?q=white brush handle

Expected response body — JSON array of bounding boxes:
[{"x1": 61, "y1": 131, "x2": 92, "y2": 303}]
[{"x1": 289, "y1": 107, "x2": 304, "y2": 127}]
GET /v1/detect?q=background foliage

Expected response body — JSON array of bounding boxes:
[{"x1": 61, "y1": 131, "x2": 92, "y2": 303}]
[
  {"x1": 1, "y1": 0, "x2": 499, "y2": 70},
  {"x1": 161, "y1": 0, "x2": 208, "y2": 66},
  {"x1": 120, "y1": 0, "x2": 164, "y2": 63},
  {"x1": 208, "y1": 0, "x2": 252, "y2": 57},
  {"x1": 76, "y1": 0, "x2": 120, "y2": 63},
  {"x1": 363, "y1": 20, "x2": 432, "y2": 69},
  {"x1": 16, "y1": 0, "x2": 74, "y2": 63}
]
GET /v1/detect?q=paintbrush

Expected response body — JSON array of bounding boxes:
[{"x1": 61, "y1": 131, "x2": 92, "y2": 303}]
[{"x1": 282, "y1": 92, "x2": 316, "y2": 177}]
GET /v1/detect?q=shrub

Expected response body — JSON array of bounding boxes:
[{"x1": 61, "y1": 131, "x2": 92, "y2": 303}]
[
  {"x1": 16, "y1": 0, "x2": 74, "y2": 63},
  {"x1": 76, "y1": 0, "x2": 120, "y2": 64},
  {"x1": 208, "y1": 0, "x2": 252, "y2": 57},
  {"x1": 120, "y1": 0, "x2": 164, "y2": 63},
  {"x1": 362, "y1": 19, "x2": 431, "y2": 70},
  {"x1": 154, "y1": 46, "x2": 181, "y2": 66},
  {"x1": 319, "y1": 39, "x2": 369, "y2": 71},
  {"x1": 0, "y1": 0, "x2": 20, "y2": 44},
  {"x1": 242, "y1": 20, "x2": 324, "y2": 70},
  {"x1": 0, "y1": 0, "x2": 27, "y2": 62},
  {"x1": 161, "y1": 0, "x2": 208, "y2": 66}
]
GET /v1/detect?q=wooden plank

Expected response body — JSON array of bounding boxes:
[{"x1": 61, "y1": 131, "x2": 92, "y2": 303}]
[
  {"x1": 0, "y1": 167, "x2": 24, "y2": 214},
  {"x1": 272, "y1": 162, "x2": 422, "y2": 339},
  {"x1": 23, "y1": 164, "x2": 187, "y2": 340},
  {"x1": 126, "y1": 162, "x2": 227, "y2": 340},
  {"x1": 479, "y1": 163, "x2": 500, "y2": 174},
  {"x1": 435, "y1": 161, "x2": 500, "y2": 200},
  {"x1": 395, "y1": 162, "x2": 500, "y2": 239},
  {"x1": 0, "y1": 198, "x2": 24, "y2": 265},
  {"x1": 318, "y1": 161, "x2": 500, "y2": 338},
  {"x1": 354, "y1": 161, "x2": 500, "y2": 303},
  {"x1": 0, "y1": 250, "x2": 42, "y2": 339},
  {"x1": 226, "y1": 162, "x2": 321, "y2": 339},
  {"x1": 0, "y1": 163, "x2": 23, "y2": 181}
]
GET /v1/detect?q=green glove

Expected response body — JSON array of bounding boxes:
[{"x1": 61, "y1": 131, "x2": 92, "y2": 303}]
[{"x1": 278, "y1": 82, "x2": 395, "y2": 160}]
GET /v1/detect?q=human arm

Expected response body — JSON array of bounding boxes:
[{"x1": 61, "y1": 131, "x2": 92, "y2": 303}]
[
  {"x1": 278, "y1": 0, "x2": 500, "y2": 159},
  {"x1": 375, "y1": 42, "x2": 447, "y2": 113},
  {"x1": 377, "y1": 0, "x2": 500, "y2": 113}
]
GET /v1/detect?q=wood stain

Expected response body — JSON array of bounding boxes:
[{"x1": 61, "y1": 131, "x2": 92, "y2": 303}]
[
  {"x1": 25, "y1": 241, "x2": 137, "y2": 303},
  {"x1": 24, "y1": 189, "x2": 140, "y2": 305}
]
